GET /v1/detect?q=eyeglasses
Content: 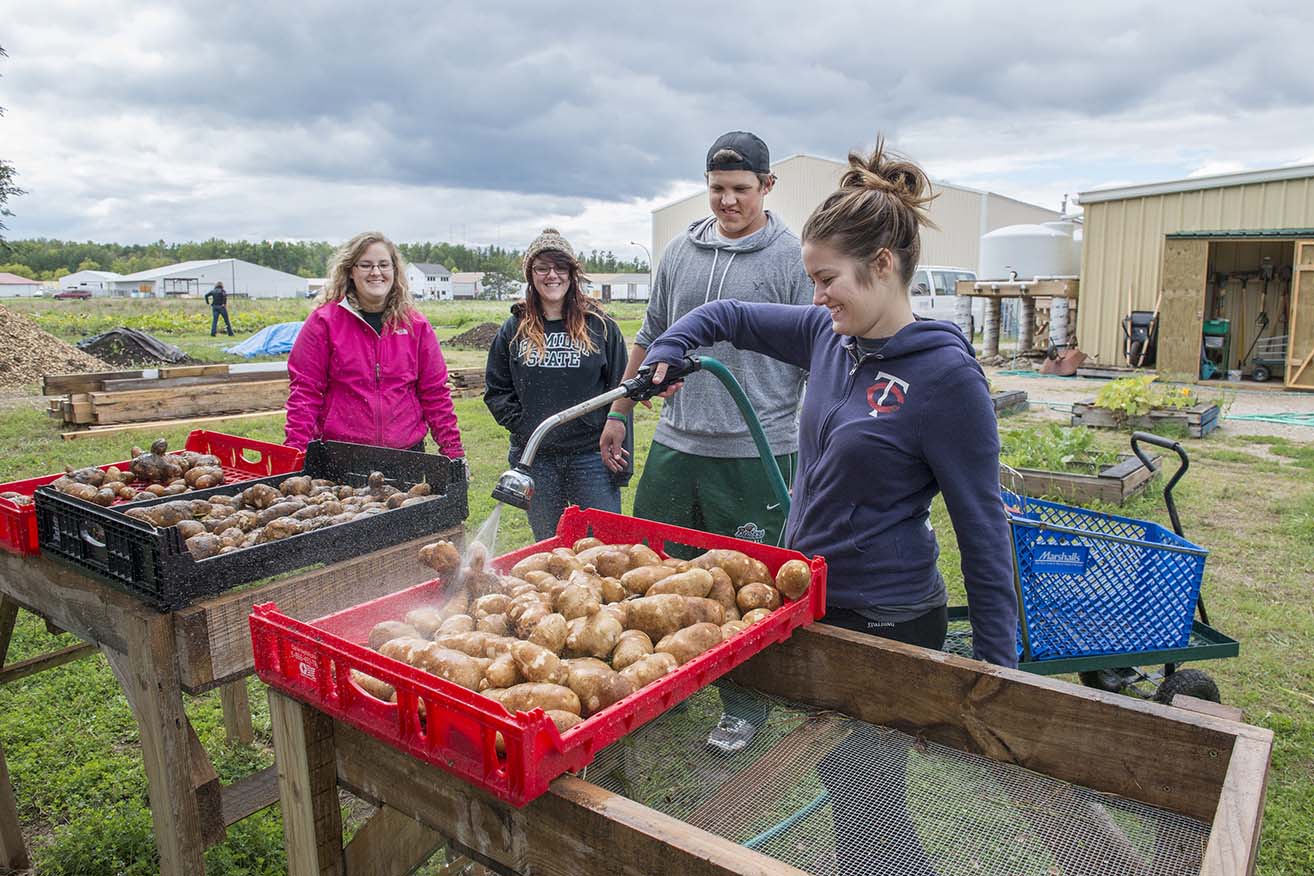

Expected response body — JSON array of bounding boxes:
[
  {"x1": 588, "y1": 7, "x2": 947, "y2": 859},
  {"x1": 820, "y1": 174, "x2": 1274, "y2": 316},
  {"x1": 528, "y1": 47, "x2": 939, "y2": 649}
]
[
  {"x1": 532, "y1": 265, "x2": 569, "y2": 277},
  {"x1": 354, "y1": 261, "x2": 393, "y2": 274}
]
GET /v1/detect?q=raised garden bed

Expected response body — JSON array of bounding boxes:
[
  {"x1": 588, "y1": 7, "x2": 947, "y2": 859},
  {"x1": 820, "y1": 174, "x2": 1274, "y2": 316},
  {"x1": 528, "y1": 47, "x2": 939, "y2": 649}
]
[
  {"x1": 1009, "y1": 452, "x2": 1159, "y2": 506},
  {"x1": 1071, "y1": 400, "x2": 1220, "y2": 438},
  {"x1": 990, "y1": 389, "x2": 1028, "y2": 416}
]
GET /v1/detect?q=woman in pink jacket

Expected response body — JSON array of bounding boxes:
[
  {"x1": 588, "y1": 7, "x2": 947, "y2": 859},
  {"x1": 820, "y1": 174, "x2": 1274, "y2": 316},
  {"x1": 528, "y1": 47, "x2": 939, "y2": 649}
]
[{"x1": 285, "y1": 231, "x2": 464, "y2": 458}]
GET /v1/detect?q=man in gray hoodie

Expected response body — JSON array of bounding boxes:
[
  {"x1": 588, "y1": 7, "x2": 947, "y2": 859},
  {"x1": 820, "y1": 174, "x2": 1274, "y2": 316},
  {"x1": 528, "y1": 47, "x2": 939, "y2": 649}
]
[{"x1": 600, "y1": 131, "x2": 812, "y2": 750}]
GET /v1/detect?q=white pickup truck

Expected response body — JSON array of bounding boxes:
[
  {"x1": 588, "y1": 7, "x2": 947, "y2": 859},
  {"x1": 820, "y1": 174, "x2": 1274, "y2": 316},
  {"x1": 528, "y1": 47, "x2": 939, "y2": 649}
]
[{"x1": 908, "y1": 265, "x2": 980, "y2": 337}]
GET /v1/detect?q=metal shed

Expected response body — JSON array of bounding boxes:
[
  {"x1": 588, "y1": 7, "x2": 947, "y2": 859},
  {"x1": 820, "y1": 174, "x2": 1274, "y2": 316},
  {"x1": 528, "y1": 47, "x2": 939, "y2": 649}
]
[
  {"x1": 1076, "y1": 164, "x2": 1314, "y2": 390},
  {"x1": 651, "y1": 154, "x2": 1059, "y2": 275}
]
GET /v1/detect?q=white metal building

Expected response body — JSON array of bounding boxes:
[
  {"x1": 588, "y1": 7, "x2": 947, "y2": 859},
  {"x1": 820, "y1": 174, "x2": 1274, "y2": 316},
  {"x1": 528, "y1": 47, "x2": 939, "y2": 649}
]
[
  {"x1": 651, "y1": 154, "x2": 1060, "y2": 274},
  {"x1": 450, "y1": 272, "x2": 484, "y2": 300},
  {"x1": 109, "y1": 259, "x2": 308, "y2": 299},
  {"x1": 59, "y1": 270, "x2": 123, "y2": 295},
  {"x1": 584, "y1": 272, "x2": 650, "y2": 302},
  {"x1": 406, "y1": 263, "x2": 453, "y2": 301},
  {"x1": 0, "y1": 272, "x2": 42, "y2": 297}
]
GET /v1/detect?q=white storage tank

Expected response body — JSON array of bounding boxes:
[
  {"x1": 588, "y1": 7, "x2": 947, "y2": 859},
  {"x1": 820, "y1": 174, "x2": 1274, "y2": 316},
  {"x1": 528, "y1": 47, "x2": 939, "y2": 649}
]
[{"x1": 979, "y1": 223, "x2": 1080, "y2": 280}]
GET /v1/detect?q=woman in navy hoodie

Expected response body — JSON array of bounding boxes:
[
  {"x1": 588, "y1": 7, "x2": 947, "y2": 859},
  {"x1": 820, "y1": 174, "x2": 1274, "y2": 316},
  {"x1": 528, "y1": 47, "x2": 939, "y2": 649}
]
[{"x1": 644, "y1": 140, "x2": 1015, "y2": 875}]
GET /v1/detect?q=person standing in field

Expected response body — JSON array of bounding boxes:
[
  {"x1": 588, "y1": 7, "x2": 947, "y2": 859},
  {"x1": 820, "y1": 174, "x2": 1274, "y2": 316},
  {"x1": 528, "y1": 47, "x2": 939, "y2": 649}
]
[
  {"x1": 599, "y1": 131, "x2": 812, "y2": 750},
  {"x1": 205, "y1": 281, "x2": 234, "y2": 336}
]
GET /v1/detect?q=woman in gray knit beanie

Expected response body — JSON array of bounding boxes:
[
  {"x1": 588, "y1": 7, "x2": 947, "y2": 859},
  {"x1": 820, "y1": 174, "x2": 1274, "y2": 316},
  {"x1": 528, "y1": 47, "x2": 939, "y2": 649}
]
[{"x1": 483, "y1": 229, "x2": 630, "y2": 539}]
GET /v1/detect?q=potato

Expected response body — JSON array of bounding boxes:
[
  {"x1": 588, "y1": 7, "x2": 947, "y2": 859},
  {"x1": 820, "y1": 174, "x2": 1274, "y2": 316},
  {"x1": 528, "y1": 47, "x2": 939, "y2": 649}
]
[
  {"x1": 655, "y1": 623, "x2": 723, "y2": 666},
  {"x1": 548, "y1": 548, "x2": 585, "y2": 578},
  {"x1": 438, "y1": 614, "x2": 475, "y2": 635},
  {"x1": 627, "y1": 544, "x2": 663, "y2": 568},
  {"x1": 744, "y1": 558, "x2": 773, "y2": 586},
  {"x1": 350, "y1": 669, "x2": 395, "y2": 702},
  {"x1": 682, "y1": 596, "x2": 726, "y2": 627},
  {"x1": 520, "y1": 570, "x2": 561, "y2": 592},
  {"x1": 495, "y1": 682, "x2": 582, "y2": 717},
  {"x1": 618, "y1": 653, "x2": 678, "y2": 690},
  {"x1": 418, "y1": 540, "x2": 461, "y2": 574},
  {"x1": 546, "y1": 709, "x2": 584, "y2": 734},
  {"x1": 435, "y1": 631, "x2": 514, "y2": 658},
  {"x1": 577, "y1": 546, "x2": 631, "y2": 578},
  {"x1": 173, "y1": 519, "x2": 204, "y2": 539},
  {"x1": 572, "y1": 537, "x2": 605, "y2": 553},
  {"x1": 240, "y1": 482, "x2": 282, "y2": 510},
  {"x1": 476, "y1": 613, "x2": 510, "y2": 636},
  {"x1": 660, "y1": 558, "x2": 691, "y2": 570},
  {"x1": 184, "y1": 465, "x2": 225, "y2": 489},
  {"x1": 407, "y1": 482, "x2": 432, "y2": 498},
  {"x1": 774, "y1": 559, "x2": 812, "y2": 600},
  {"x1": 404, "y1": 606, "x2": 445, "y2": 638},
  {"x1": 707, "y1": 568, "x2": 737, "y2": 614},
  {"x1": 620, "y1": 565, "x2": 674, "y2": 596},
  {"x1": 257, "y1": 517, "x2": 303, "y2": 543},
  {"x1": 599, "y1": 576, "x2": 627, "y2": 604},
  {"x1": 737, "y1": 583, "x2": 782, "y2": 614},
  {"x1": 555, "y1": 583, "x2": 601, "y2": 621},
  {"x1": 610, "y1": 629, "x2": 653, "y2": 670},
  {"x1": 647, "y1": 568, "x2": 714, "y2": 598},
  {"x1": 514, "y1": 603, "x2": 552, "y2": 639},
  {"x1": 185, "y1": 533, "x2": 222, "y2": 559},
  {"x1": 624, "y1": 594, "x2": 688, "y2": 640},
  {"x1": 721, "y1": 620, "x2": 748, "y2": 639},
  {"x1": 438, "y1": 588, "x2": 471, "y2": 621},
  {"x1": 565, "y1": 610, "x2": 623, "y2": 659},
  {"x1": 566, "y1": 662, "x2": 635, "y2": 716},
  {"x1": 510, "y1": 551, "x2": 554, "y2": 579},
  {"x1": 474, "y1": 593, "x2": 511, "y2": 619},
  {"x1": 378, "y1": 636, "x2": 434, "y2": 666},
  {"x1": 414, "y1": 645, "x2": 483, "y2": 690},
  {"x1": 599, "y1": 601, "x2": 628, "y2": 628},
  {"x1": 528, "y1": 613, "x2": 568, "y2": 653},
  {"x1": 368, "y1": 620, "x2": 419, "y2": 650},
  {"x1": 511, "y1": 640, "x2": 570, "y2": 685},
  {"x1": 690, "y1": 549, "x2": 753, "y2": 586},
  {"x1": 742, "y1": 608, "x2": 772, "y2": 625},
  {"x1": 480, "y1": 652, "x2": 521, "y2": 690}
]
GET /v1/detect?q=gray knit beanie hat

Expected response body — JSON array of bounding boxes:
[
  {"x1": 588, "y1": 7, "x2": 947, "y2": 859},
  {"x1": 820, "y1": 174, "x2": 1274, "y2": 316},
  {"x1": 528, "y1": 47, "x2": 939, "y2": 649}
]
[{"x1": 522, "y1": 228, "x2": 576, "y2": 274}]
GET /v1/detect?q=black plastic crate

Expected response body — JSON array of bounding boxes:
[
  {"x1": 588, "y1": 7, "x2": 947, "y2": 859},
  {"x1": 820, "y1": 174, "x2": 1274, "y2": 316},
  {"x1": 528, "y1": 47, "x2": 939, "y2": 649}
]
[{"x1": 34, "y1": 441, "x2": 469, "y2": 611}]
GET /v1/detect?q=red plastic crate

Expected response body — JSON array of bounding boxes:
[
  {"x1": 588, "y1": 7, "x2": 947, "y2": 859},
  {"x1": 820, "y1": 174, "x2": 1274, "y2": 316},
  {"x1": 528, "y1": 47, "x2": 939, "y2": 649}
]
[
  {"x1": 0, "y1": 430, "x2": 303, "y2": 556},
  {"x1": 251, "y1": 506, "x2": 827, "y2": 807}
]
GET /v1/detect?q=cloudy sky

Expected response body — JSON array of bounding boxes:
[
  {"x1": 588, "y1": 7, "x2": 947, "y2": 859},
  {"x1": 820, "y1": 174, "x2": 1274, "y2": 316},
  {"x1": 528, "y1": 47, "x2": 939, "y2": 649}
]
[{"x1": 4, "y1": 0, "x2": 1313, "y2": 256}]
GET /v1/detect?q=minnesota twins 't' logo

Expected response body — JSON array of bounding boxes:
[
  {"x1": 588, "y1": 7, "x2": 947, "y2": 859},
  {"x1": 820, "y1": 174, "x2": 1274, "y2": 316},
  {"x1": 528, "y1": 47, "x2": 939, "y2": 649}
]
[{"x1": 867, "y1": 371, "x2": 910, "y2": 418}]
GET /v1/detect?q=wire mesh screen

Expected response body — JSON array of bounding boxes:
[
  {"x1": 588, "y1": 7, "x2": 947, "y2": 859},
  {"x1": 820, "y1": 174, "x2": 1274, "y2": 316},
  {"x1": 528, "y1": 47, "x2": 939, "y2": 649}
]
[{"x1": 583, "y1": 683, "x2": 1209, "y2": 876}]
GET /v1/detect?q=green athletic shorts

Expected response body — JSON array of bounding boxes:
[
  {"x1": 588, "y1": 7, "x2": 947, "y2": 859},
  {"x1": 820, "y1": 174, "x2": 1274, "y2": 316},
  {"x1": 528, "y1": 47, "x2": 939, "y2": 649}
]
[{"x1": 632, "y1": 441, "x2": 797, "y2": 551}]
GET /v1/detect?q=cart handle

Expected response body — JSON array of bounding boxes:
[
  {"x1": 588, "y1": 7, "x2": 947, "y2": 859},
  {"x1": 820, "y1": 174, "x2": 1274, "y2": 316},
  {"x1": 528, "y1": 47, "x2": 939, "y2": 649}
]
[{"x1": 1130, "y1": 431, "x2": 1188, "y2": 538}]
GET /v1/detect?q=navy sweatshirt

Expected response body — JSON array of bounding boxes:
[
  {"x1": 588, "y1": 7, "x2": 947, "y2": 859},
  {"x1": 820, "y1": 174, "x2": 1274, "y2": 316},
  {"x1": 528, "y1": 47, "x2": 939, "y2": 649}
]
[{"x1": 644, "y1": 301, "x2": 1017, "y2": 667}]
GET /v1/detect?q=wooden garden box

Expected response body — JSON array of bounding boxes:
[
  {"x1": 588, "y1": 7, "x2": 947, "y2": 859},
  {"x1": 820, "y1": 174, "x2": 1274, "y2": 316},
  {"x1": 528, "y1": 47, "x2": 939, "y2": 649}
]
[
  {"x1": 1071, "y1": 400, "x2": 1221, "y2": 438},
  {"x1": 1011, "y1": 452, "x2": 1159, "y2": 505},
  {"x1": 991, "y1": 389, "x2": 1029, "y2": 416}
]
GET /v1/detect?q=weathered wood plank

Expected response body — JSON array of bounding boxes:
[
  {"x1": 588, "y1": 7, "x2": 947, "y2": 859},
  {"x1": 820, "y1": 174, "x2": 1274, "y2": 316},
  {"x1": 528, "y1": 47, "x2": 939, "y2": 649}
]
[
  {"x1": 269, "y1": 692, "x2": 344, "y2": 876},
  {"x1": 0, "y1": 642, "x2": 98, "y2": 685},
  {"x1": 43, "y1": 369, "x2": 148, "y2": 395},
  {"x1": 0, "y1": 739, "x2": 29, "y2": 870},
  {"x1": 101, "y1": 370, "x2": 282, "y2": 393},
  {"x1": 730, "y1": 624, "x2": 1236, "y2": 822},
  {"x1": 220, "y1": 765, "x2": 280, "y2": 826},
  {"x1": 343, "y1": 805, "x2": 444, "y2": 876},
  {"x1": 221, "y1": 679, "x2": 255, "y2": 745},
  {"x1": 175, "y1": 528, "x2": 461, "y2": 692},
  {"x1": 0, "y1": 597, "x2": 17, "y2": 668},
  {"x1": 89, "y1": 379, "x2": 290, "y2": 425},
  {"x1": 0, "y1": 552, "x2": 135, "y2": 653},
  {"x1": 1201, "y1": 731, "x2": 1273, "y2": 876},
  {"x1": 63, "y1": 408, "x2": 286, "y2": 441}
]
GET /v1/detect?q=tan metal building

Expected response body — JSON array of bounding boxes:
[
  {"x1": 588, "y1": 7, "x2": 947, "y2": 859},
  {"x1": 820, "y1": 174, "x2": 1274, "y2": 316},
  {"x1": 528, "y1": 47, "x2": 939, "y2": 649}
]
[
  {"x1": 1077, "y1": 164, "x2": 1314, "y2": 390},
  {"x1": 651, "y1": 154, "x2": 1059, "y2": 275}
]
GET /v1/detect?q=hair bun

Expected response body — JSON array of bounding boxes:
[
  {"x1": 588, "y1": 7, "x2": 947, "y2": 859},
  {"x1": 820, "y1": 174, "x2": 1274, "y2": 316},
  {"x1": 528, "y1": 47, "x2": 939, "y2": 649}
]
[
  {"x1": 839, "y1": 142, "x2": 931, "y2": 210},
  {"x1": 540, "y1": 227, "x2": 560, "y2": 235}
]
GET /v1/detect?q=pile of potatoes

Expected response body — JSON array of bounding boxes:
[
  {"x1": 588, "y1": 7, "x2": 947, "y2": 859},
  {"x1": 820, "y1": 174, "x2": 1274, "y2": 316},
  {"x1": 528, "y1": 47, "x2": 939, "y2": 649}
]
[
  {"x1": 354, "y1": 537, "x2": 813, "y2": 737},
  {"x1": 121, "y1": 471, "x2": 437, "y2": 559},
  {"x1": 46, "y1": 438, "x2": 227, "y2": 507}
]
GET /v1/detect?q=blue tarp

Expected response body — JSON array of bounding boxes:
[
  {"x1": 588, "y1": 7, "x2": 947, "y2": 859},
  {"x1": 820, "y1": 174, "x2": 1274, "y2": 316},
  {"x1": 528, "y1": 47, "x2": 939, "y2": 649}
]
[{"x1": 224, "y1": 321, "x2": 303, "y2": 357}]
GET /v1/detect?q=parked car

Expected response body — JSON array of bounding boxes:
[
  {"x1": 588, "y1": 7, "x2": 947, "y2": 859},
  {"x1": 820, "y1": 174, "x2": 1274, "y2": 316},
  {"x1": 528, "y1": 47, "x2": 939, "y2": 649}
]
[
  {"x1": 53, "y1": 289, "x2": 93, "y2": 300},
  {"x1": 909, "y1": 265, "x2": 980, "y2": 337}
]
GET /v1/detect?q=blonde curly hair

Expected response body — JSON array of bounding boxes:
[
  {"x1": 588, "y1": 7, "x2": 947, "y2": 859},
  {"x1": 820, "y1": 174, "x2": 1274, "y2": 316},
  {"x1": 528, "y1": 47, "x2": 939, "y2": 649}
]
[{"x1": 318, "y1": 231, "x2": 417, "y2": 329}]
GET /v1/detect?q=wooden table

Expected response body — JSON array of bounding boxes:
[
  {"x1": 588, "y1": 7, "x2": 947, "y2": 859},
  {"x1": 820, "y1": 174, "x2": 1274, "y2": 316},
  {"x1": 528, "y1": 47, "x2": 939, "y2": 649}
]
[
  {"x1": 268, "y1": 624, "x2": 1273, "y2": 876},
  {"x1": 0, "y1": 525, "x2": 460, "y2": 875}
]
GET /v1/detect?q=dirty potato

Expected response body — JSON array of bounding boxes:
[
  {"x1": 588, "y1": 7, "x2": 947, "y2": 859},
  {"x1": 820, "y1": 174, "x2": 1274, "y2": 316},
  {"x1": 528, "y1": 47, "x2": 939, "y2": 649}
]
[
  {"x1": 774, "y1": 559, "x2": 812, "y2": 600},
  {"x1": 736, "y1": 582, "x2": 782, "y2": 614},
  {"x1": 655, "y1": 623, "x2": 723, "y2": 665}
]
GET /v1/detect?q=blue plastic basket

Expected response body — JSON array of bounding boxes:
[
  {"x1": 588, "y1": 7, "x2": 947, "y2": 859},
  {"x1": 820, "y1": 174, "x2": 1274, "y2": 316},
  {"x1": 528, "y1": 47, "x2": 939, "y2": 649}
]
[{"x1": 1001, "y1": 490, "x2": 1208, "y2": 661}]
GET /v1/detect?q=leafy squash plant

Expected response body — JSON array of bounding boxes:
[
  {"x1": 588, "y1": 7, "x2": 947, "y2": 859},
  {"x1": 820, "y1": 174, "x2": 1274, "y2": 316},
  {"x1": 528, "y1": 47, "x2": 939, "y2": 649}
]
[
  {"x1": 1001, "y1": 424, "x2": 1119, "y2": 473},
  {"x1": 1093, "y1": 376, "x2": 1196, "y2": 421}
]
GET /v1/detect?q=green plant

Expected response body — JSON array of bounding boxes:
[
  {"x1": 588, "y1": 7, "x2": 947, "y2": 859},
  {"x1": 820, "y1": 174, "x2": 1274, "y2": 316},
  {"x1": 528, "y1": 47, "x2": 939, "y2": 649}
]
[
  {"x1": 1093, "y1": 376, "x2": 1197, "y2": 420},
  {"x1": 1000, "y1": 425, "x2": 1120, "y2": 472}
]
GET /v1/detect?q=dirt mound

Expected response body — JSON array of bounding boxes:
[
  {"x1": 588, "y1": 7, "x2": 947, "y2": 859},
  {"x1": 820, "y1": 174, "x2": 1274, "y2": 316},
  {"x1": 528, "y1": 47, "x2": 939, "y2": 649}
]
[
  {"x1": 446, "y1": 322, "x2": 501, "y2": 350},
  {"x1": 0, "y1": 304, "x2": 111, "y2": 388},
  {"x1": 77, "y1": 328, "x2": 189, "y2": 367}
]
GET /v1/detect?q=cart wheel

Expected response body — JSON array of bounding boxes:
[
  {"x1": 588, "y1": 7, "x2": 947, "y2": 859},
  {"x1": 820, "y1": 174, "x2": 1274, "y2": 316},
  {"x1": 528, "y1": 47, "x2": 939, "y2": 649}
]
[
  {"x1": 1079, "y1": 669, "x2": 1128, "y2": 693},
  {"x1": 1251, "y1": 364, "x2": 1270, "y2": 382},
  {"x1": 1153, "y1": 668, "x2": 1221, "y2": 706}
]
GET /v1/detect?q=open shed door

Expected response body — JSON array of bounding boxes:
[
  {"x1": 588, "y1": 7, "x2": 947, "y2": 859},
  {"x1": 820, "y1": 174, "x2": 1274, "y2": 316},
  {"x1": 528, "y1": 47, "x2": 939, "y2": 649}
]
[
  {"x1": 1289, "y1": 240, "x2": 1314, "y2": 390},
  {"x1": 1157, "y1": 239, "x2": 1208, "y2": 379}
]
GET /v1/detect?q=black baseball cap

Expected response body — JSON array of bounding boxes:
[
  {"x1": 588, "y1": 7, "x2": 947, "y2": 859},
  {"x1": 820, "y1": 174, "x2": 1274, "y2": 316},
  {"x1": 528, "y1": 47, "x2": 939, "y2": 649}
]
[{"x1": 706, "y1": 131, "x2": 770, "y2": 174}]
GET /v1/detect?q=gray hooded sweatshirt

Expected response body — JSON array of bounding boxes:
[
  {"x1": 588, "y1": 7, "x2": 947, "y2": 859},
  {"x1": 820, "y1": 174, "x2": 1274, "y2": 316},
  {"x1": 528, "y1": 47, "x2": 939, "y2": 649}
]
[{"x1": 635, "y1": 212, "x2": 811, "y2": 458}]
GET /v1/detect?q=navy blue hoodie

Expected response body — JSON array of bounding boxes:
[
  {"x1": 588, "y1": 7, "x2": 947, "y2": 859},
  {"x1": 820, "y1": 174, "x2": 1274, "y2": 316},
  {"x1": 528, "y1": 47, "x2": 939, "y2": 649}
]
[{"x1": 644, "y1": 301, "x2": 1017, "y2": 667}]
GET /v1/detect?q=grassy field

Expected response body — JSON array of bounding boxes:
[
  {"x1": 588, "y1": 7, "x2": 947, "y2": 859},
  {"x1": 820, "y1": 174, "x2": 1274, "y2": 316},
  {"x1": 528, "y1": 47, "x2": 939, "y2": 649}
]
[{"x1": 0, "y1": 299, "x2": 1310, "y2": 873}]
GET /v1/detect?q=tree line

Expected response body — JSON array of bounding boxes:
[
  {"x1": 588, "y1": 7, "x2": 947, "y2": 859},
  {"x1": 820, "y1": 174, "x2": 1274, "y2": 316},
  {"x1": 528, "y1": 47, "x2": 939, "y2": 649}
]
[{"x1": 0, "y1": 238, "x2": 649, "y2": 282}]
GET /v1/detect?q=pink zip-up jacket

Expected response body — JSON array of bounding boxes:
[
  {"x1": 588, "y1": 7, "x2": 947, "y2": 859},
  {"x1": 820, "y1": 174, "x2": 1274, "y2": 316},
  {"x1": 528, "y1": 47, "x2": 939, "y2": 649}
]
[{"x1": 285, "y1": 299, "x2": 464, "y2": 456}]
